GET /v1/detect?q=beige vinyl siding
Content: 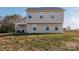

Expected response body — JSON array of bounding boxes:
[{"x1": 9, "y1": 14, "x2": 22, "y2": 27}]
[
  {"x1": 26, "y1": 12, "x2": 64, "y2": 23},
  {"x1": 26, "y1": 23, "x2": 63, "y2": 33}
]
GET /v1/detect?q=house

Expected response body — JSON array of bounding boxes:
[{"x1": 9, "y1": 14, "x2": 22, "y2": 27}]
[{"x1": 15, "y1": 7, "x2": 64, "y2": 33}]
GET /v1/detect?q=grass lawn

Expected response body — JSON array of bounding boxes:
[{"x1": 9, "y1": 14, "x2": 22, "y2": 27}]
[{"x1": 0, "y1": 31, "x2": 79, "y2": 51}]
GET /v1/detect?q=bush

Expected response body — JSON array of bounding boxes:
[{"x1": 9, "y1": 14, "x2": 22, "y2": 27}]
[
  {"x1": 0, "y1": 23, "x2": 15, "y2": 33},
  {"x1": 0, "y1": 27, "x2": 8, "y2": 33}
]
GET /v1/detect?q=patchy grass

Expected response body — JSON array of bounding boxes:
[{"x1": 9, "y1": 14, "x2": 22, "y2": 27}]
[{"x1": 0, "y1": 31, "x2": 79, "y2": 51}]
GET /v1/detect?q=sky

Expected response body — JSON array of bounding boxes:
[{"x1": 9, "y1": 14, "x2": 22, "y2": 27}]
[
  {"x1": 64, "y1": 7, "x2": 79, "y2": 29},
  {"x1": 0, "y1": 7, "x2": 79, "y2": 29},
  {"x1": 0, "y1": 7, "x2": 26, "y2": 16}
]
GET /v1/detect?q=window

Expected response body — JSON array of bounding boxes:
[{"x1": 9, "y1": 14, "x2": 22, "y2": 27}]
[
  {"x1": 46, "y1": 27, "x2": 49, "y2": 31},
  {"x1": 40, "y1": 16, "x2": 43, "y2": 19},
  {"x1": 51, "y1": 15, "x2": 54, "y2": 19},
  {"x1": 22, "y1": 30, "x2": 24, "y2": 33},
  {"x1": 46, "y1": 25, "x2": 49, "y2": 31},
  {"x1": 39, "y1": 12, "x2": 44, "y2": 19},
  {"x1": 55, "y1": 25, "x2": 58, "y2": 31},
  {"x1": 33, "y1": 27, "x2": 36, "y2": 31},
  {"x1": 28, "y1": 15, "x2": 32, "y2": 19},
  {"x1": 17, "y1": 30, "x2": 20, "y2": 33},
  {"x1": 55, "y1": 27, "x2": 58, "y2": 31}
]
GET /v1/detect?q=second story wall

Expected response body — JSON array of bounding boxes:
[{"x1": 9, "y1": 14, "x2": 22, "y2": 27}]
[{"x1": 26, "y1": 10, "x2": 64, "y2": 23}]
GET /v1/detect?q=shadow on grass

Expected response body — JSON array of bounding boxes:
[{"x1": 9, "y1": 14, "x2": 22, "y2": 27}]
[
  {"x1": 12, "y1": 33, "x2": 62, "y2": 36},
  {"x1": 0, "y1": 32, "x2": 63, "y2": 37}
]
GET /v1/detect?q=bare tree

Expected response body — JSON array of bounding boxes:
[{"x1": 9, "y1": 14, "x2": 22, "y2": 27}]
[{"x1": 1, "y1": 14, "x2": 23, "y2": 33}]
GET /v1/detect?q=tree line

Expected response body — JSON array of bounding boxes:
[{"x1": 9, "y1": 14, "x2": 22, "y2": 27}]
[{"x1": 0, "y1": 14, "x2": 24, "y2": 33}]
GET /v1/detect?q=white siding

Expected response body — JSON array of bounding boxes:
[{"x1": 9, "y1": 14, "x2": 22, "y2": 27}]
[
  {"x1": 15, "y1": 24, "x2": 27, "y2": 33},
  {"x1": 15, "y1": 9, "x2": 64, "y2": 33},
  {"x1": 26, "y1": 12, "x2": 64, "y2": 23},
  {"x1": 27, "y1": 23, "x2": 63, "y2": 33}
]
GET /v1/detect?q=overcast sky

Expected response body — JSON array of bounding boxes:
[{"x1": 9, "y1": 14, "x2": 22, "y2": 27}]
[{"x1": 0, "y1": 7, "x2": 79, "y2": 29}]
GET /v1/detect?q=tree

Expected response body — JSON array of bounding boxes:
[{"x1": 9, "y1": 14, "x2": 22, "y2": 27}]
[
  {"x1": 1, "y1": 14, "x2": 23, "y2": 33},
  {"x1": 3, "y1": 14, "x2": 23, "y2": 23}
]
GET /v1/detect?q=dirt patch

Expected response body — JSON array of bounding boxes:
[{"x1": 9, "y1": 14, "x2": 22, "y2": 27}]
[{"x1": 65, "y1": 41, "x2": 78, "y2": 48}]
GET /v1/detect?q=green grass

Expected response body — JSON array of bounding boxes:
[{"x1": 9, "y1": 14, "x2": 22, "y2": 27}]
[{"x1": 0, "y1": 31, "x2": 79, "y2": 51}]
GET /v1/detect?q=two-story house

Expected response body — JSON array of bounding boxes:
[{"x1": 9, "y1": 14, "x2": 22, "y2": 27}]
[{"x1": 15, "y1": 7, "x2": 64, "y2": 33}]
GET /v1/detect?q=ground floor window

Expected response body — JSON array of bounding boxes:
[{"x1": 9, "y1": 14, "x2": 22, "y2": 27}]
[
  {"x1": 55, "y1": 27, "x2": 58, "y2": 30},
  {"x1": 17, "y1": 30, "x2": 20, "y2": 33},
  {"x1": 46, "y1": 25, "x2": 49, "y2": 31},
  {"x1": 22, "y1": 30, "x2": 24, "y2": 33},
  {"x1": 46, "y1": 27, "x2": 49, "y2": 31},
  {"x1": 17, "y1": 30, "x2": 25, "y2": 33},
  {"x1": 55, "y1": 25, "x2": 58, "y2": 31},
  {"x1": 33, "y1": 27, "x2": 36, "y2": 31}
]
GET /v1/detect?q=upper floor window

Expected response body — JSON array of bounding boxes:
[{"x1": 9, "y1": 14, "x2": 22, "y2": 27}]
[
  {"x1": 28, "y1": 15, "x2": 32, "y2": 19},
  {"x1": 51, "y1": 15, "x2": 54, "y2": 19},
  {"x1": 40, "y1": 16, "x2": 43, "y2": 19}
]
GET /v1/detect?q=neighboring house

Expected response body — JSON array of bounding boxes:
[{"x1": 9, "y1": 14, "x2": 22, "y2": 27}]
[{"x1": 15, "y1": 7, "x2": 64, "y2": 33}]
